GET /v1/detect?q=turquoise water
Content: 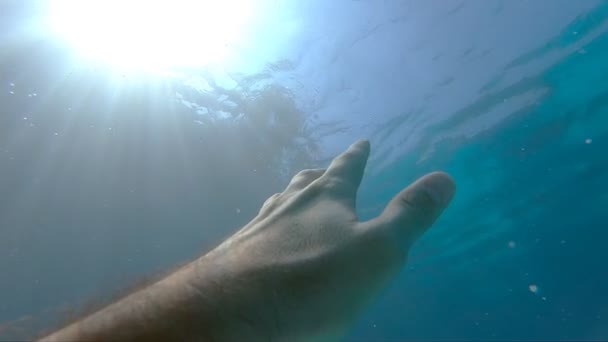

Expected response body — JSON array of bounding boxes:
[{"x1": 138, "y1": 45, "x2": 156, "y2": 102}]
[
  {"x1": 353, "y1": 8, "x2": 608, "y2": 338},
  {"x1": 1, "y1": 0, "x2": 607, "y2": 340}
]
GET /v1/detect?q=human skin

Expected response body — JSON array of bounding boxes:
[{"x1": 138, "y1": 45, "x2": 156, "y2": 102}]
[{"x1": 40, "y1": 139, "x2": 455, "y2": 341}]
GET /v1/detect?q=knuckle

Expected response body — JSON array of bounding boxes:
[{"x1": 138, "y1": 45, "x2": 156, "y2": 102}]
[
  {"x1": 319, "y1": 176, "x2": 340, "y2": 190},
  {"x1": 399, "y1": 187, "x2": 436, "y2": 211},
  {"x1": 299, "y1": 168, "x2": 319, "y2": 176},
  {"x1": 297, "y1": 169, "x2": 312, "y2": 177},
  {"x1": 262, "y1": 192, "x2": 282, "y2": 207},
  {"x1": 394, "y1": 188, "x2": 440, "y2": 230},
  {"x1": 328, "y1": 157, "x2": 347, "y2": 172},
  {"x1": 293, "y1": 169, "x2": 316, "y2": 182}
]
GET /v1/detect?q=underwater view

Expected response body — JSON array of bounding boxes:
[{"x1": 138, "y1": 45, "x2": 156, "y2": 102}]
[{"x1": 1, "y1": 0, "x2": 607, "y2": 340}]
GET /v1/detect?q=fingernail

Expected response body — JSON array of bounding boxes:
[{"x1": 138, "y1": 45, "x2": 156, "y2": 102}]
[{"x1": 420, "y1": 172, "x2": 455, "y2": 206}]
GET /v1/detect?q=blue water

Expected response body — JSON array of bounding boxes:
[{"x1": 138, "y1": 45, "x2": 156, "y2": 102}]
[{"x1": 1, "y1": 0, "x2": 607, "y2": 340}]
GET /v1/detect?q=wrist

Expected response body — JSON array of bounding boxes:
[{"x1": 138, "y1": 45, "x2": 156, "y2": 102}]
[{"x1": 189, "y1": 252, "x2": 281, "y2": 341}]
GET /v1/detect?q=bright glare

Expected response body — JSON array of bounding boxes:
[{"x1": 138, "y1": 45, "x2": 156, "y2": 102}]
[{"x1": 48, "y1": 0, "x2": 254, "y2": 71}]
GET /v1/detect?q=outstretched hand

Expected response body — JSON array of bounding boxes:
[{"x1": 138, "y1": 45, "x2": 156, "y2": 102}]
[
  {"x1": 41, "y1": 139, "x2": 455, "y2": 342},
  {"x1": 204, "y1": 139, "x2": 455, "y2": 340}
]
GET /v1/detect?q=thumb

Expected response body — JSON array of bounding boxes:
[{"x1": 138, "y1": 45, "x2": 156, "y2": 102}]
[{"x1": 373, "y1": 171, "x2": 455, "y2": 245}]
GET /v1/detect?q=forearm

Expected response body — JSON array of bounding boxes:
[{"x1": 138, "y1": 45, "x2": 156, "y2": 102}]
[{"x1": 40, "y1": 257, "x2": 252, "y2": 341}]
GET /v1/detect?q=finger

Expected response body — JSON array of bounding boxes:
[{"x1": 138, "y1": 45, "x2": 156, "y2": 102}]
[
  {"x1": 321, "y1": 139, "x2": 370, "y2": 197},
  {"x1": 368, "y1": 171, "x2": 455, "y2": 246},
  {"x1": 284, "y1": 168, "x2": 326, "y2": 194}
]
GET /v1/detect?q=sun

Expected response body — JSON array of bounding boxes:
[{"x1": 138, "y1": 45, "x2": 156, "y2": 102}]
[{"x1": 48, "y1": 0, "x2": 254, "y2": 71}]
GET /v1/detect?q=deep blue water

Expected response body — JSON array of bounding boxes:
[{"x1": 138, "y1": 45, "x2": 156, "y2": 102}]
[
  {"x1": 1, "y1": 0, "x2": 607, "y2": 340},
  {"x1": 353, "y1": 19, "x2": 608, "y2": 339}
]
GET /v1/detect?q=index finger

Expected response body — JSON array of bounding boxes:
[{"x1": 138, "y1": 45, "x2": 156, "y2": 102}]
[{"x1": 322, "y1": 139, "x2": 370, "y2": 196}]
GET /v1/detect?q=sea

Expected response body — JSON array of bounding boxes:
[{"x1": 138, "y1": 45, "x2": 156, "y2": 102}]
[{"x1": 0, "y1": 0, "x2": 607, "y2": 340}]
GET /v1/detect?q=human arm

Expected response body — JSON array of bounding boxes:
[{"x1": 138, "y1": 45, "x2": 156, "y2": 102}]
[{"x1": 41, "y1": 139, "x2": 455, "y2": 341}]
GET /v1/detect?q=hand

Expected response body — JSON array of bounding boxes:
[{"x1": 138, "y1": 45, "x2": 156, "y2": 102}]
[
  {"x1": 201, "y1": 139, "x2": 455, "y2": 341},
  {"x1": 40, "y1": 139, "x2": 455, "y2": 342}
]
